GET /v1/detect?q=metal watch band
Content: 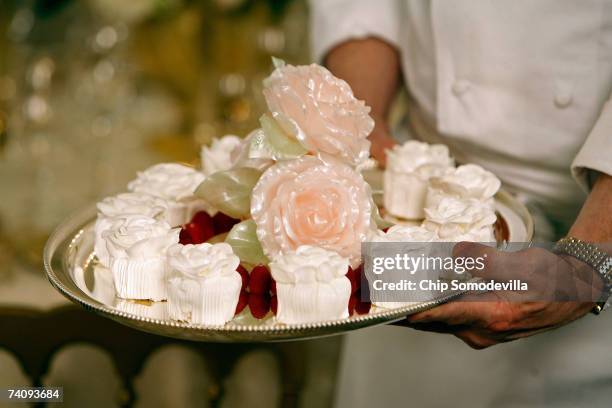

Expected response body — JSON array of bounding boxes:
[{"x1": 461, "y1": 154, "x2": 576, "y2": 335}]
[{"x1": 553, "y1": 236, "x2": 612, "y2": 314}]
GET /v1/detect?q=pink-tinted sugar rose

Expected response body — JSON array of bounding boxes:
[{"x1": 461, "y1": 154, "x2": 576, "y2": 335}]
[
  {"x1": 250, "y1": 156, "x2": 373, "y2": 267},
  {"x1": 263, "y1": 63, "x2": 374, "y2": 166}
]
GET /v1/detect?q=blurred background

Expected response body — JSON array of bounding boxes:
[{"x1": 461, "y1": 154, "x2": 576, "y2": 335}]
[
  {"x1": 0, "y1": 1, "x2": 339, "y2": 407},
  {"x1": 0, "y1": 0, "x2": 309, "y2": 274}
]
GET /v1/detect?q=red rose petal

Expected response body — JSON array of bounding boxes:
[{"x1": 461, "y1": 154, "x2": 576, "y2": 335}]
[
  {"x1": 270, "y1": 295, "x2": 278, "y2": 315},
  {"x1": 345, "y1": 265, "x2": 353, "y2": 279},
  {"x1": 249, "y1": 294, "x2": 271, "y2": 319},
  {"x1": 212, "y1": 212, "x2": 241, "y2": 234},
  {"x1": 348, "y1": 293, "x2": 357, "y2": 316},
  {"x1": 355, "y1": 300, "x2": 372, "y2": 315},
  {"x1": 183, "y1": 222, "x2": 206, "y2": 244},
  {"x1": 236, "y1": 265, "x2": 249, "y2": 290},
  {"x1": 190, "y1": 211, "x2": 215, "y2": 242},
  {"x1": 354, "y1": 264, "x2": 363, "y2": 292},
  {"x1": 249, "y1": 264, "x2": 272, "y2": 295},
  {"x1": 191, "y1": 210, "x2": 212, "y2": 226},
  {"x1": 179, "y1": 227, "x2": 193, "y2": 245},
  {"x1": 346, "y1": 266, "x2": 359, "y2": 294},
  {"x1": 355, "y1": 288, "x2": 371, "y2": 315},
  {"x1": 270, "y1": 279, "x2": 276, "y2": 296},
  {"x1": 235, "y1": 290, "x2": 249, "y2": 315}
]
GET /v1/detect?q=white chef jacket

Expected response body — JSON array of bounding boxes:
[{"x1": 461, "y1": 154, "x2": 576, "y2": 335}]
[
  {"x1": 310, "y1": 2, "x2": 612, "y2": 408},
  {"x1": 310, "y1": 0, "x2": 612, "y2": 227}
]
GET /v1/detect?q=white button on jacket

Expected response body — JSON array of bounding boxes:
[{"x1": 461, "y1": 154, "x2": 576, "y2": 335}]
[
  {"x1": 310, "y1": 0, "x2": 612, "y2": 221},
  {"x1": 451, "y1": 80, "x2": 470, "y2": 97}
]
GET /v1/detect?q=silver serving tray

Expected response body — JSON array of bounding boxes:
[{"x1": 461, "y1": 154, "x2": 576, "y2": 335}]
[{"x1": 43, "y1": 191, "x2": 532, "y2": 342}]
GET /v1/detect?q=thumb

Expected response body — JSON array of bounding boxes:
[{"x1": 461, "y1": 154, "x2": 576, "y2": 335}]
[{"x1": 452, "y1": 241, "x2": 514, "y2": 282}]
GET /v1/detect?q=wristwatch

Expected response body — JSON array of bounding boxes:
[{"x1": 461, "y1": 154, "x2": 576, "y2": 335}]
[{"x1": 554, "y1": 236, "x2": 612, "y2": 314}]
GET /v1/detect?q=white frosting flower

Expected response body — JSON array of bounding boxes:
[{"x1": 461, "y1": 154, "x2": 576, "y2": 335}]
[
  {"x1": 166, "y1": 242, "x2": 241, "y2": 325},
  {"x1": 126, "y1": 163, "x2": 209, "y2": 225},
  {"x1": 97, "y1": 192, "x2": 169, "y2": 219},
  {"x1": 200, "y1": 135, "x2": 242, "y2": 176},
  {"x1": 263, "y1": 63, "x2": 374, "y2": 166},
  {"x1": 127, "y1": 163, "x2": 205, "y2": 201},
  {"x1": 103, "y1": 215, "x2": 179, "y2": 259},
  {"x1": 251, "y1": 156, "x2": 373, "y2": 267},
  {"x1": 270, "y1": 246, "x2": 351, "y2": 324},
  {"x1": 423, "y1": 193, "x2": 496, "y2": 242},
  {"x1": 102, "y1": 215, "x2": 179, "y2": 301},
  {"x1": 270, "y1": 245, "x2": 349, "y2": 284},
  {"x1": 424, "y1": 195, "x2": 496, "y2": 228},
  {"x1": 386, "y1": 141, "x2": 454, "y2": 179},
  {"x1": 431, "y1": 164, "x2": 501, "y2": 200},
  {"x1": 167, "y1": 275, "x2": 241, "y2": 326},
  {"x1": 371, "y1": 225, "x2": 438, "y2": 243},
  {"x1": 95, "y1": 193, "x2": 171, "y2": 266},
  {"x1": 167, "y1": 243, "x2": 239, "y2": 279}
]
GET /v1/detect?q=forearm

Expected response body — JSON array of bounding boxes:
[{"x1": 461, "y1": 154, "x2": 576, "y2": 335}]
[
  {"x1": 569, "y1": 173, "x2": 612, "y2": 244},
  {"x1": 324, "y1": 38, "x2": 401, "y2": 164},
  {"x1": 325, "y1": 38, "x2": 401, "y2": 126}
]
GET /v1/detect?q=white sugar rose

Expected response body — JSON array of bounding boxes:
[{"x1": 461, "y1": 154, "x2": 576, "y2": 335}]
[
  {"x1": 384, "y1": 141, "x2": 454, "y2": 219},
  {"x1": 128, "y1": 163, "x2": 205, "y2": 201},
  {"x1": 431, "y1": 164, "x2": 501, "y2": 200},
  {"x1": 270, "y1": 246, "x2": 351, "y2": 324},
  {"x1": 262, "y1": 62, "x2": 374, "y2": 166},
  {"x1": 102, "y1": 215, "x2": 179, "y2": 301},
  {"x1": 423, "y1": 194, "x2": 496, "y2": 242},
  {"x1": 424, "y1": 195, "x2": 496, "y2": 228},
  {"x1": 371, "y1": 225, "x2": 438, "y2": 243},
  {"x1": 270, "y1": 245, "x2": 349, "y2": 284},
  {"x1": 386, "y1": 141, "x2": 454, "y2": 178},
  {"x1": 166, "y1": 243, "x2": 241, "y2": 325},
  {"x1": 95, "y1": 192, "x2": 170, "y2": 266},
  {"x1": 200, "y1": 135, "x2": 242, "y2": 176},
  {"x1": 103, "y1": 215, "x2": 178, "y2": 259},
  {"x1": 127, "y1": 163, "x2": 209, "y2": 225},
  {"x1": 251, "y1": 156, "x2": 373, "y2": 267},
  {"x1": 368, "y1": 225, "x2": 439, "y2": 309},
  {"x1": 167, "y1": 243, "x2": 239, "y2": 279},
  {"x1": 97, "y1": 192, "x2": 169, "y2": 219}
]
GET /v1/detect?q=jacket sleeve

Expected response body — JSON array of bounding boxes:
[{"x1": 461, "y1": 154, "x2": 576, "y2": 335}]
[
  {"x1": 572, "y1": 97, "x2": 612, "y2": 190},
  {"x1": 309, "y1": 0, "x2": 400, "y2": 62}
]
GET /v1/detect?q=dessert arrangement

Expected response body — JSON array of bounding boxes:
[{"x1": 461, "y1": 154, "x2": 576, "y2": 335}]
[
  {"x1": 87, "y1": 59, "x2": 505, "y2": 328},
  {"x1": 383, "y1": 144, "x2": 501, "y2": 243}
]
